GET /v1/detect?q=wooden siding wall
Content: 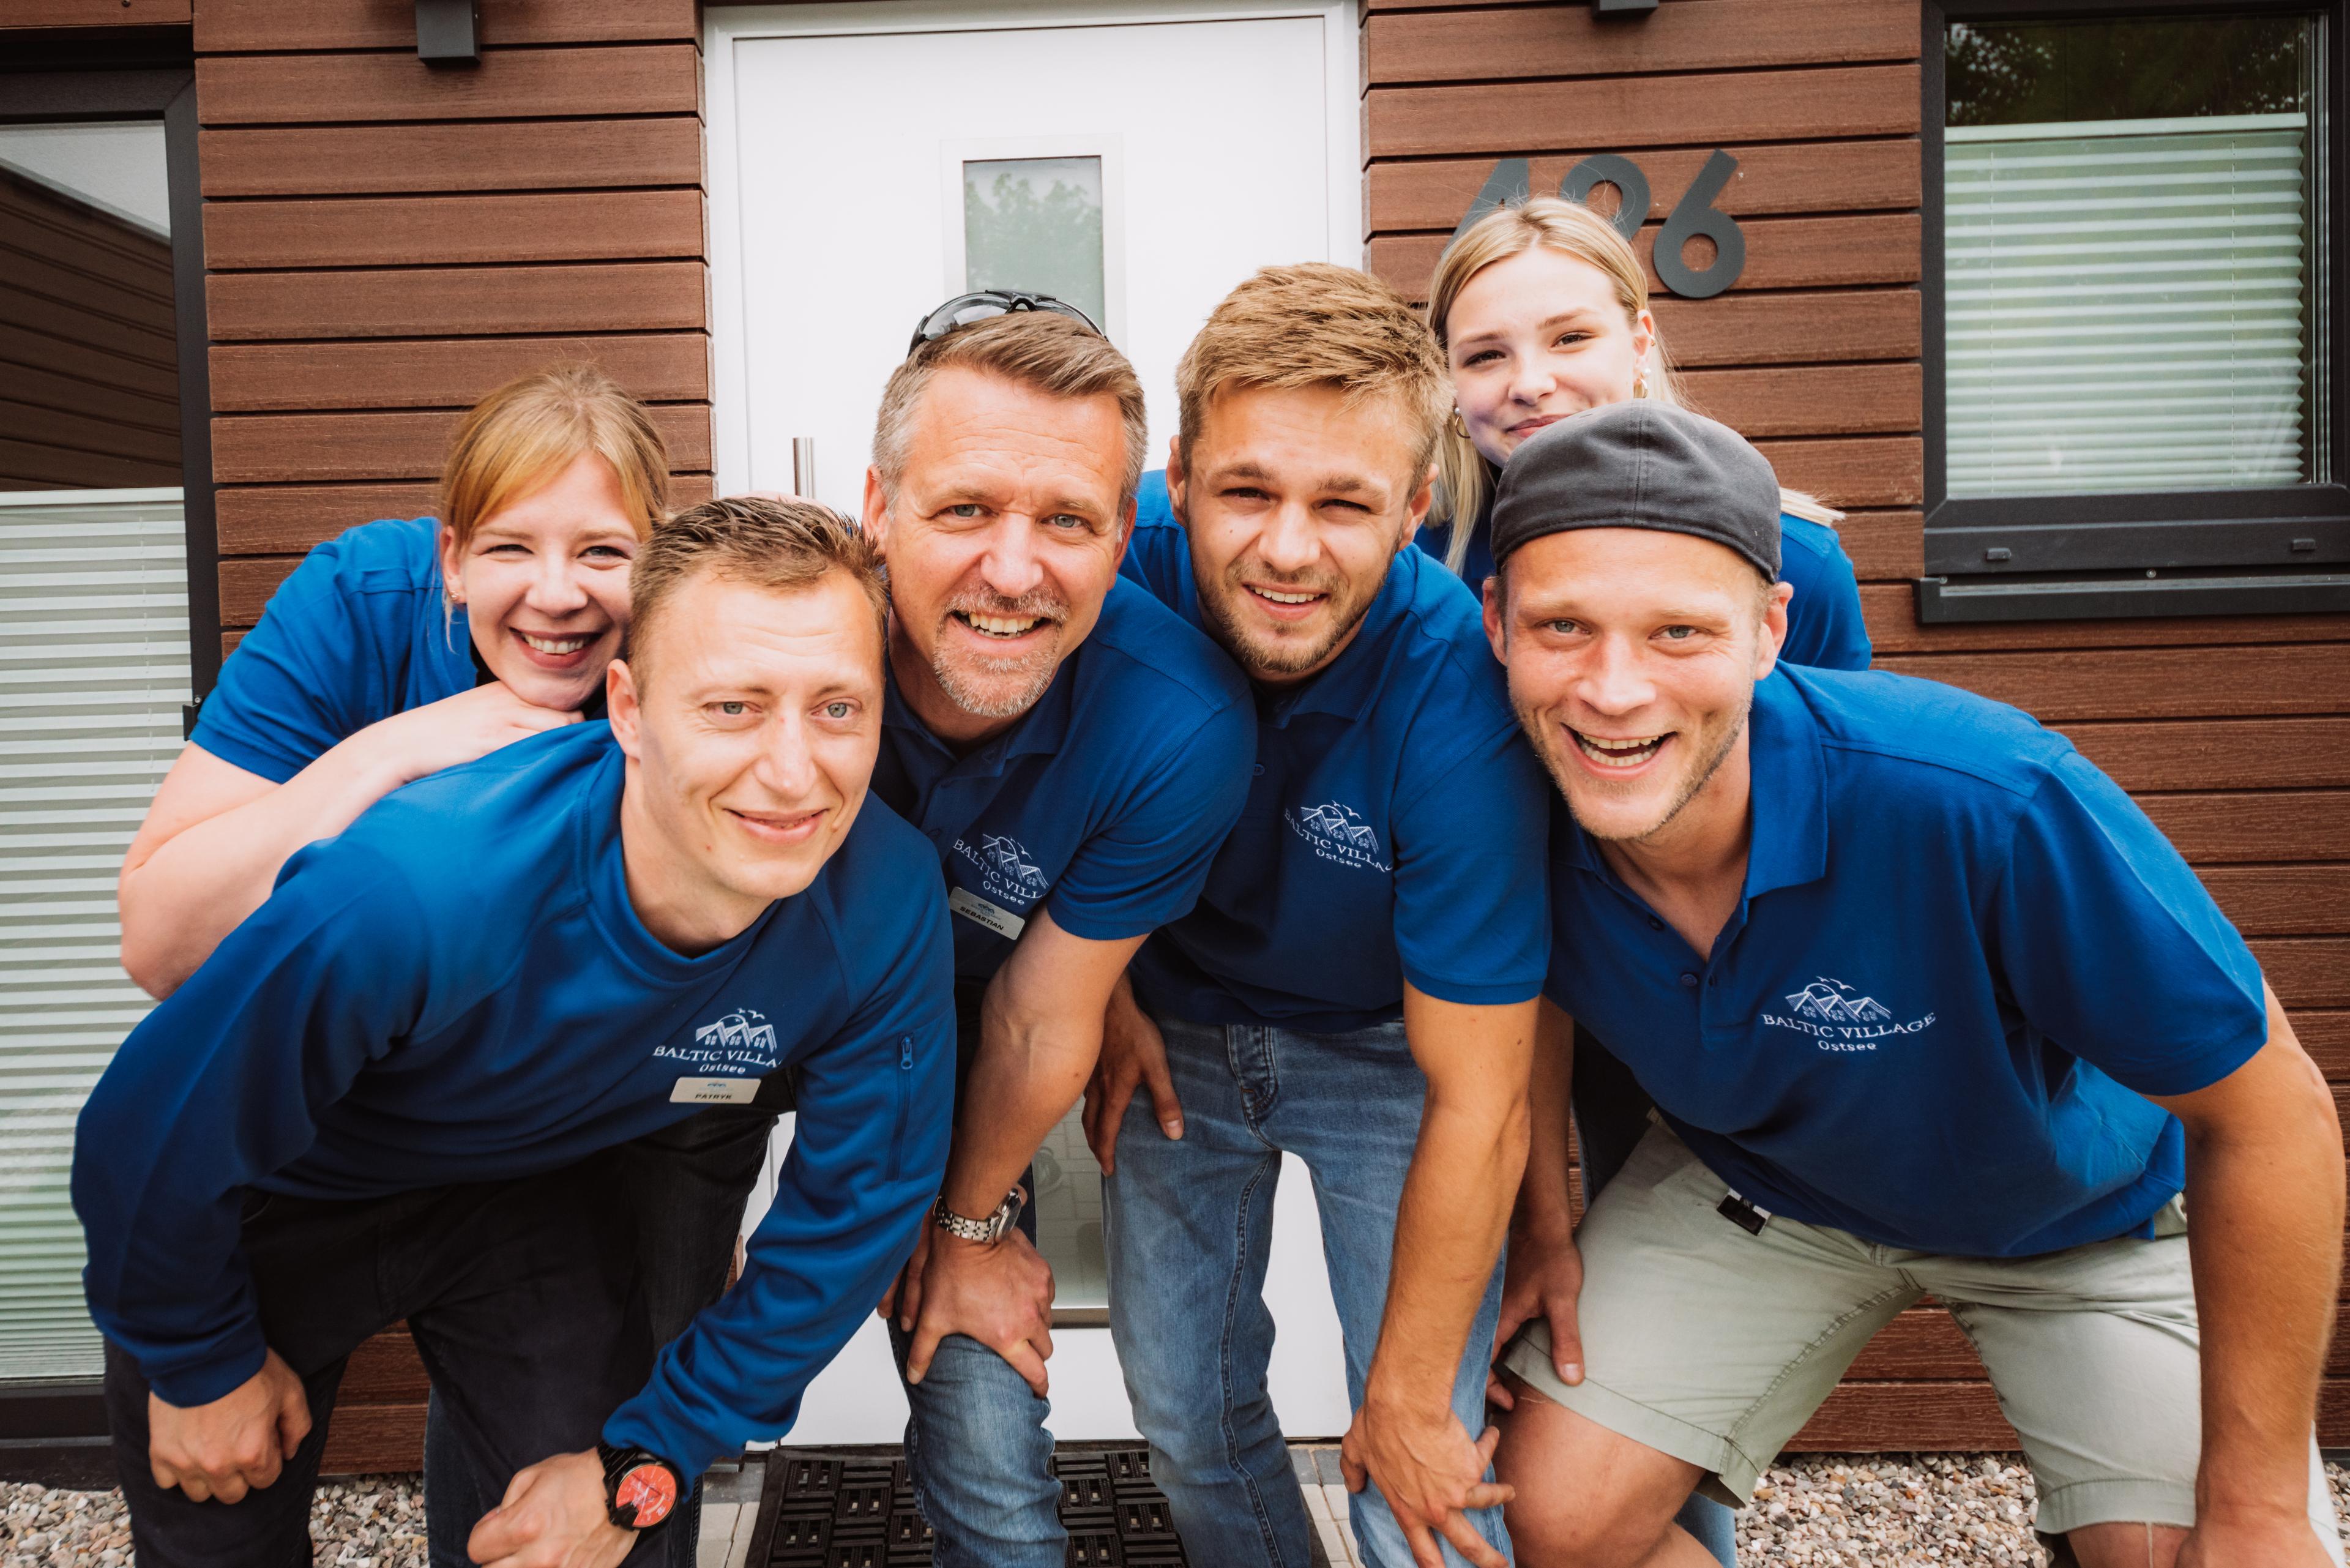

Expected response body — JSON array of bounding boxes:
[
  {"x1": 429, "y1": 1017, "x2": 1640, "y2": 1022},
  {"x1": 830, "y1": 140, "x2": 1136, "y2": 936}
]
[
  {"x1": 1362, "y1": 0, "x2": 2350, "y2": 1450},
  {"x1": 193, "y1": 0, "x2": 714, "y2": 665},
  {"x1": 0, "y1": 168, "x2": 181, "y2": 490},
  {"x1": 184, "y1": 0, "x2": 712, "y2": 1469}
]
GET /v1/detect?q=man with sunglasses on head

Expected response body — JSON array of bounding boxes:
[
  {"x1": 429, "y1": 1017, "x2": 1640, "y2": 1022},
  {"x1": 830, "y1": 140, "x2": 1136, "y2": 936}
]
[{"x1": 862, "y1": 293, "x2": 1256, "y2": 1567}]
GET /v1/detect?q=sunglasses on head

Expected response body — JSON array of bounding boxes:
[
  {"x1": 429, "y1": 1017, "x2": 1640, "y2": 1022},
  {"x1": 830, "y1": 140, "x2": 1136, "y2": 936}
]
[{"x1": 908, "y1": 289, "x2": 1105, "y2": 356}]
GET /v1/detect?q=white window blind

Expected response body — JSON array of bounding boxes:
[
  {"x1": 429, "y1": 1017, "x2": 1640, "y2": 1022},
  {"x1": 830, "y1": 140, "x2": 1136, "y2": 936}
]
[
  {"x1": 1946, "y1": 112, "x2": 2311, "y2": 497},
  {"x1": 0, "y1": 488, "x2": 187, "y2": 1382}
]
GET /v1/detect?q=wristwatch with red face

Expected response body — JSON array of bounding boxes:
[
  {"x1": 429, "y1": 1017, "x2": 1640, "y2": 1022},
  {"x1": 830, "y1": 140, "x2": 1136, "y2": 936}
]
[{"x1": 596, "y1": 1441, "x2": 684, "y2": 1530}]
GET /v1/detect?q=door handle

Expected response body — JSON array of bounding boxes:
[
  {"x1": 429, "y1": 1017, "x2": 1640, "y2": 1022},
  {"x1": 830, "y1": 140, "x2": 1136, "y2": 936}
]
[{"x1": 792, "y1": 437, "x2": 817, "y2": 499}]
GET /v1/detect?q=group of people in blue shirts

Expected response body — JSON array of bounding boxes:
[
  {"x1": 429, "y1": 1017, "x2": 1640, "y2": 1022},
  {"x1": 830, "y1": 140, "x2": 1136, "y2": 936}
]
[{"x1": 73, "y1": 197, "x2": 2346, "y2": 1568}]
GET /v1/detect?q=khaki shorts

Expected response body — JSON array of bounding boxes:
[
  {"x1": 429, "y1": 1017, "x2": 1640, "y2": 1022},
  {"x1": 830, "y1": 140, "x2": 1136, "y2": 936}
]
[{"x1": 1501, "y1": 1124, "x2": 2344, "y2": 1553}]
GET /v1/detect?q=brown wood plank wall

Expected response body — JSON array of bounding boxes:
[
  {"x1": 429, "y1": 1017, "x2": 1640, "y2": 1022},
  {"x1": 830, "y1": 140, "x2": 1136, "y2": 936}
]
[
  {"x1": 0, "y1": 170, "x2": 181, "y2": 490},
  {"x1": 1363, "y1": 0, "x2": 2350, "y2": 1451},
  {"x1": 192, "y1": 0, "x2": 713, "y2": 666}
]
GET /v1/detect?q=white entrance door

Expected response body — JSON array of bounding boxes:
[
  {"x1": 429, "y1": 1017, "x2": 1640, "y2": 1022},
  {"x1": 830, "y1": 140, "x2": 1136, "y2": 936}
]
[{"x1": 706, "y1": 0, "x2": 1361, "y2": 1443}]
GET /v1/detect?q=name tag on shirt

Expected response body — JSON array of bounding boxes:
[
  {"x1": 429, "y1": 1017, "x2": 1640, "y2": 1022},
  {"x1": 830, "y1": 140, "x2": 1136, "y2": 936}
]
[
  {"x1": 949, "y1": 886, "x2": 1026, "y2": 941},
  {"x1": 670, "y1": 1077, "x2": 759, "y2": 1105}
]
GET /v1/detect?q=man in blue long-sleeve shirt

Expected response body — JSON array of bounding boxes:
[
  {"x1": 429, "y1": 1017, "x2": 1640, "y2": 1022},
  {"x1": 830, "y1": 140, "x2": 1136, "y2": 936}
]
[{"x1": 73, "y1": 498, "x2": 956, "y2": 1568}]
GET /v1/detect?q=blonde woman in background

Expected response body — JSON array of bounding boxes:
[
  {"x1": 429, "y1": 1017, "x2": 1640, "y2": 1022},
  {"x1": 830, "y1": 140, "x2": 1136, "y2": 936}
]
[
  {"x1": 1423, "y1": 194, "x2": 1870, "y2": 676},
  {"x1": 1427, "y1": 199, "x2": 1872, "y2": 1568}
]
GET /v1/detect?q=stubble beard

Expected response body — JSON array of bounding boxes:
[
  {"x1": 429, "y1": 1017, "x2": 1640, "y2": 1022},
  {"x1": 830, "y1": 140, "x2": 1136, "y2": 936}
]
[
  {"x1": 1195, "y1": 561, "x2": 1377, "y2": 681},
  {"x1": 1519, "y1": 687, "x2": 1751, "y2": 846},
  {"x1": 930, "y1": 588, "x2": 1068, "y2": 719}
]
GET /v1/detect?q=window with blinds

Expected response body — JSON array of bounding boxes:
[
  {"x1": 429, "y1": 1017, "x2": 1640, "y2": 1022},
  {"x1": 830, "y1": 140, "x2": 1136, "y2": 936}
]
[
  {"x1": 1947, "y1": 113, "x2": 2312, "y2": 497},
  {"x1": 0, "y1": 489, "x2": 187, "y2": 1382},
  {"x1": 1941, "y1": 11, "x2": 2327, "y2": 503}
]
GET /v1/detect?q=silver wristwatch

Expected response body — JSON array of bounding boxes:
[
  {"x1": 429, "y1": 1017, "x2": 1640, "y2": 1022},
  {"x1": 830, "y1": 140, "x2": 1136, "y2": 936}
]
[{"x1": 933, "y1": 1185, "x2": 1024, "y2": 1245}]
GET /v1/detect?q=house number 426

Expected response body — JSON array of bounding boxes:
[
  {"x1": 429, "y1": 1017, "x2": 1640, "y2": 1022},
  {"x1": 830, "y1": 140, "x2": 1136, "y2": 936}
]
[{"x1": 1451, "y1": 149, "x2": 1745, "y2": 300}]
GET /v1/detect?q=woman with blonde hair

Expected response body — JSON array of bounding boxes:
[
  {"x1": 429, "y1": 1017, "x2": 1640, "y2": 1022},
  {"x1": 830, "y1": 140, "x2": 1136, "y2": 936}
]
[
  {"x1": 120, "y1": 362, "x2": 669, "y2": 991},
  {"x1": 1433, "y1": 200, "x2": 1870, "y2": 1568},
  {"x1": 115, "y1": 365, "x2": 737, "y2": 1567},
  {"x1": 1423, "y1": 195, "x2": 1870, "y2": 673}
]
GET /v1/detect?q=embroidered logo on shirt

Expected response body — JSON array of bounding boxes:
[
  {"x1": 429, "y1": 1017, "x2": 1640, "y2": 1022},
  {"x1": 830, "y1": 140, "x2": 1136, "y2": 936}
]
[
  {"x1": 1759, "y1": 977, "x2": 1936, "y2": 1051},
  {"x1": 653, "y1": 1007, "x2": 782, "y2": 1073},
  {"x1": 1285, "y1": 801, "x2": 1392, "y2": 873},
  {"x1": 950, "y1": 832, "x2": 1051, "y2": 908}
]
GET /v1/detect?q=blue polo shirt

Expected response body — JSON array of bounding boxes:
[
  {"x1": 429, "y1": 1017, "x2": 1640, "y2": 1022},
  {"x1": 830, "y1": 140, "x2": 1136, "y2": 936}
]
[
  {"x1": 1408, "y1": 488, "x2": 1873, "y2": 673},
  {"x1": 193, "y1": 516, "x2": 475, "y2": 783},
  {"x1": 1119, "y1": 474, "x2": 1550, "y2": 1032},
  {"x1": 1545, "y1": 664, "x2": 2267, "y2": 1258},
  {"x1": 871, "y1": 577, "x2": 1255, "y2": 980},
  {"x1": 73, "y1": 722, "x2": 955, "y2": 1474}
]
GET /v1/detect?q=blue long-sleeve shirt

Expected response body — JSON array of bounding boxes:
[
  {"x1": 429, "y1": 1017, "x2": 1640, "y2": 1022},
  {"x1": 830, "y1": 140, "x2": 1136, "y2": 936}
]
[{"x1": 73, "y1": 723, "x2": 955, "y2": 1476}]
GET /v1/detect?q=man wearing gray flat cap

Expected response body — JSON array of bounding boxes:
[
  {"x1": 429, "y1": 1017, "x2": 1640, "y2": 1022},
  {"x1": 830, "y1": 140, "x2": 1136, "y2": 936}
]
[{"x1": 1479, "y1": 401, "x2": 2345, "y2": 1568}]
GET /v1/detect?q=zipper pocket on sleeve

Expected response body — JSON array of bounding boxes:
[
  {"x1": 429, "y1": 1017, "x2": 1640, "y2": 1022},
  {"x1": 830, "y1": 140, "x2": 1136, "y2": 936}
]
[{"x1": 887, "y1": 1033, "x2": 914, "y2": 1179}]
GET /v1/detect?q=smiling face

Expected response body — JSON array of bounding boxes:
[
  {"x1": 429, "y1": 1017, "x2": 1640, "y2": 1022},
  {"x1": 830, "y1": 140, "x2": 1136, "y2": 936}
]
[
  {"x1": 864, "y1": 366, "x2": 1132, "y2": 745},
  {"x1": 440, "y1": 448, "x2": 639, "y2": 710},
  {"x1": 607, "y1": 569, "x2": 884, "y2": 950},
  {"x1": 1445, "y1": 246, "x2": 1655, "y2": 471},
  {"x1": 1486, "y1": 527, "x2": 1788, "y2": 845},
  {"x1": 1170, "y1": 383, "x2": 1433, "y2": 684}
]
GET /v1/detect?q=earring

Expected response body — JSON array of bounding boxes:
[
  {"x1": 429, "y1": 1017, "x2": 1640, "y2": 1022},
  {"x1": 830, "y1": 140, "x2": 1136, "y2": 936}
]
[
  {"x1": 1633, "y1": 364, "x2": 1651, "y2": 400},
  {"x1": 1449, "y1": 408, "x2": 1469, "y2": 437}
]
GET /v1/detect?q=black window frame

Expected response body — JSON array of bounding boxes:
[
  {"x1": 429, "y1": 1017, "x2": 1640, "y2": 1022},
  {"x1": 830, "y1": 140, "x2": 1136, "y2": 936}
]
[
  {"x1": 0, "y1": 38, "x2": 221, "y2": 706},
  {"x1": 1918, "y1": 0, "x2": 2350, "y2": 622}
]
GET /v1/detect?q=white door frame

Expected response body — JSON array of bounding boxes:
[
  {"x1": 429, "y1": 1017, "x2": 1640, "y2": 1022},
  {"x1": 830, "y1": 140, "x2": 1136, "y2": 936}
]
[{"x1": 703, "y1": 0, "x2": 1364, "y2": 495}]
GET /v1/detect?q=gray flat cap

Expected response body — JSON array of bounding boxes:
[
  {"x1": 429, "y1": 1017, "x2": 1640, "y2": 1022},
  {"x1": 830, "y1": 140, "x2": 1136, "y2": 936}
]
[{"x1": 1488, "y1": 400, "x2": 1781, "y2": 579}]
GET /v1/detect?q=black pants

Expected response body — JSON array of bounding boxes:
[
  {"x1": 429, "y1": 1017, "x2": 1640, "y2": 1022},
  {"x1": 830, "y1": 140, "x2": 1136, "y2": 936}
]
[
  {"x1": 105, "y1": 1159, "x2": 663, "y2": 1568},
  {"x1": 424, "y1": 1103, "x2": 780, "y2": 1567}
]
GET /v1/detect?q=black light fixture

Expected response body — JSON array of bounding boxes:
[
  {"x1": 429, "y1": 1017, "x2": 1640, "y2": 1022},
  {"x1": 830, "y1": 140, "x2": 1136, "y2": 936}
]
[{"x1": 416, "y1": 0, "x2": 480, "y2": 64}]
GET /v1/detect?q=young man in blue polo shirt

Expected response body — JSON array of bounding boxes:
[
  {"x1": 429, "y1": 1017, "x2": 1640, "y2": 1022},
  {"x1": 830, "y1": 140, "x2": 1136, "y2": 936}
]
[
  {"x1": 1084, "y1": 264, "x2": 1543, "y2": 1568},
  {"x1": 857, "y1": 308, "x2": 1255, "y2": 1568},
  {"x1": 73, "y1": 500, "x2": 957, "y2": 1568},
  {"x1": 1480, "y1": 402, "x2": 2346, "y2": 1568}
]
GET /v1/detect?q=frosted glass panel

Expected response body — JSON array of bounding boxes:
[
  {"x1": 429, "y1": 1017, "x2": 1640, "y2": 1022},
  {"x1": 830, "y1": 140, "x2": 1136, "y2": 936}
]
[{"x1": 964, "y1": 156, "x2": 1106, "y2": 326}]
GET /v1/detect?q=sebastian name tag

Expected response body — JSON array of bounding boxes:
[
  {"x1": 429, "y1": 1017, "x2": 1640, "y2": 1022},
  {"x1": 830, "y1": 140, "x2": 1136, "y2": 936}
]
[
  {"x1": 948, "y1": 886, "x2": 1026, "y2": 941},
  {"x1": 670, "y1": 1077, "x2": 759, "y2": 1105}
]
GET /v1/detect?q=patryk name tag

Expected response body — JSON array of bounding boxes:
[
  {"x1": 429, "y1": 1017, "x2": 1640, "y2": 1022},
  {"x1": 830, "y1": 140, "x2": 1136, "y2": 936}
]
[
  {"x1": 670, "y1": 1077, "x2": 759, "y2": 1106},
  {"x1": 948, "y1": 886, "x2": 1026, "y2": 941}
]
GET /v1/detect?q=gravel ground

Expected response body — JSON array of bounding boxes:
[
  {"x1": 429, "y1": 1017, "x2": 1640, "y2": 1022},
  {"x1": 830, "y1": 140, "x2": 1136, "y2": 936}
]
[{"x1": 7, "y1": 1460, "x2": 2349, "y2": 1565}]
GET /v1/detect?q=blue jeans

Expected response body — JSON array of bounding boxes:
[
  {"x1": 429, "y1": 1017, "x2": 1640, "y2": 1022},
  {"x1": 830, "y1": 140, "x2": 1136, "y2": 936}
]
[
  {"x1": 1104, "y1": 1013, "x2": 1510, "y2": 1568},
  {"x1": 887, "y1": 1154, "x2": 1065, "y2": 1568},
  {"x1": 1574, "y1": 1029, "x2": 1738, "y2": 1568}
]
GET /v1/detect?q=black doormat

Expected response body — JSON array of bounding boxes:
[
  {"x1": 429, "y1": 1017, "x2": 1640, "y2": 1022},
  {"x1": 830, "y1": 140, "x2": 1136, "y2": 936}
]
[{"x1": 745, "y1": 1441, "x2": 1223, "y2": 1567}]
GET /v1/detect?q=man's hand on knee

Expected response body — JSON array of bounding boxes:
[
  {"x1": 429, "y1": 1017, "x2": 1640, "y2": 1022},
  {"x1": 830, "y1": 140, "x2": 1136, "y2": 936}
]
[
  {"x1": 466, "y1": 1449, "x2": 636, "y2": 1568},
  {"x1": 1340, "y1": 1402, "x2": 1513, "y2": 1568},
  {"x1": 903, "y1": 1228, "x2": 1056, "y2": 1395},
  {"x1": 146, "y1": 1347, "x2": 310, "y2": 1504},
  {"x1": 2170, "y1": 1509, "x2": 2330, "y2": 1568}
]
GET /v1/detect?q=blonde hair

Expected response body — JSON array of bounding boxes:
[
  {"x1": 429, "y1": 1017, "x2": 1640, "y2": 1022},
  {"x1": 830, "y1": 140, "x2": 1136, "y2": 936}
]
[
  {"x1": 629, "y1": 496, "x2": 887, "y2": 684},
  {"x1": 1176, "y1": 262, "x2": 1452, "y2": 490},
  {"x1": 873, "y1": 313, "x2": 1149, "y2": 503},
  {"x1": 1427, "y1": 200, "x2": 1840, "y2": 573},
  {"x1": 1427, "y1": 199, "x2": 1688, "y2": 575},
  {"x1": 441, "y1": 364, "x2": 670, "y2": 558}
]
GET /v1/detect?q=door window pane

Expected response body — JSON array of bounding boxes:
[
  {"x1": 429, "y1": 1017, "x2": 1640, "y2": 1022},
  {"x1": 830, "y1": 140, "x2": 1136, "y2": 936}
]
[
  {"x1": 1031, "y1": 1106, "x2": 1106, "y2": 1310},
  {"x1": 1943, "y1": 15, "x2": 2326, "y2": 497},
  {"x1": 964, "y1": 155, "x2": 1106, "y2": 327}
]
